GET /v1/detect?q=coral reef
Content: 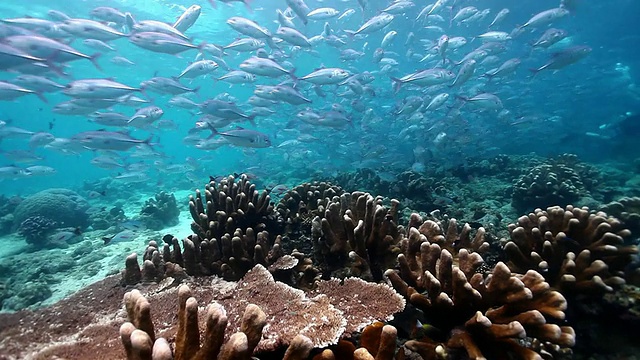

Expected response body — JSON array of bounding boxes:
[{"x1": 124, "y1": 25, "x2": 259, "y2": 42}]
[
  {"x1": 139, "y1": 191, "x2": 180, "y2": 231},
  {"x1": 89, "y1": 205, "x2": 128, "y2": 230},
  {"x1": 124, "y1": 227, "x2": 319, "y2": 286},
  {"x1": 511, "y1": 163, "x2": 586, "y2": 212},
  {"x1": 311, "y1": 192, "x2": 403, "y2": 281},
  {"x1": 17, "y1": 215, "x2": 58, "y2": 245},
  {"x1": 12, "y1": 188, "x2": 90, "y2": 231},
  {"x1": 601, "y1": 196, "x2": 640, "y2": 237},
  {"x1": 503, "y1": 205, "x2": 638, "y2": 295},
  {"x1": 0, "y1": 194, "x2": 21, "y2": 236},
  {"x1": 275, "y1": 181, "x2": 344, "y2": 253},
  {"x1": 385, "y1": 218, "x2": 575, "y2": 359},
  {"x1": 121, "y1": 265, "x2": 404, "y2": 358}
]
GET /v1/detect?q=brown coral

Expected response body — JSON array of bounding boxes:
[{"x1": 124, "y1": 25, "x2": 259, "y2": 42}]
[
  {"x1": 503, "y1": 205, "x2": 637, "y2": 294},
  {"x1": 311, "y1": 192, "x2": 403, "y2": 281},
  {"x1": 385, "y1": 219, "x2": 574, "y2": 359},
  {"x1": 188, "y1": 174, "x2": 279, "y2": 242}
]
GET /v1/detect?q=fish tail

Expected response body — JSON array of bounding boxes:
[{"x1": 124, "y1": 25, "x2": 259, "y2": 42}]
[
  {"x1": 248, "y1": 114, "x2": 257, "y2": 127},
  {"x1": 289, "y1": 68, "x2": 298, "y2": 85},
  {"x1": 34, "y1": 91, "x2": 48, "y2": 104},
  {"x1": 344, "y1": 30, "x2": 356, "y2": 40},
  {"x1": 390, "y1": 76, "x2": 402, "y2": 93},
  {"x1": 528, "y1": 68, "x2": 541, "y2": 79},
  {"x1": 90, "y1": 52, "x2": 103, "y2": 71},
  {"x1": 243, "y1": 0, "x2": 253, "y2": 13}
]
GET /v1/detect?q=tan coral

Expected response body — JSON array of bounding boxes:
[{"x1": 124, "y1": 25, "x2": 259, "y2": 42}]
[
  {"x1": 385, "y1": 220, "x2": 574, "y2": 360},
  {"x1": 503, "y1": 205, "x2": 637, "y2": 294},
  {"x1": 120, "y1": 284, "x2": 264, "y2": 360},
  {"x1": 311, "y1": 192, "x2": 403, "y2": 281}
]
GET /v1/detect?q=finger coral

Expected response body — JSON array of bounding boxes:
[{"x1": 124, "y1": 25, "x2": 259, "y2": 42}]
[
  {"x1": 189, "y1": 174, "x2": 280, "y2": 242},
  {"x1": 311, "y1": 192, "x2": 403, "y2": 281},
  {"x1": 385, "y1": 217, "x2": 574, "y2": 359},
  {"x1": 503, "y1": 205, "x2": 638, "y2": 294}
]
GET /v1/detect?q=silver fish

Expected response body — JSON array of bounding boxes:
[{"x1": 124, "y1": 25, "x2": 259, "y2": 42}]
[
  {"x1": 213, "y1": 128, "x2": 271, "y2": 148},
  {"x1": 59, "y1": 19, "x2": 127, "y2": 41},
  {"x1": 178, "y1": 60, "x2": 218, "y2": 79},
  {"x1": 63, "y1": 79, "x2": 140, "y2": 99},
  {"x1": 173, "y1": 5, "x2": 201, "y2": 33},
  {"x1": 129, "y1": 32, "x2": 199, "y2": 54}
]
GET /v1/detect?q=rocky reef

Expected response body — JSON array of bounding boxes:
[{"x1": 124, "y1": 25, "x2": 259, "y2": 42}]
[{"x1": 139, "y1": 191, "x2": 180, "y2": 231}]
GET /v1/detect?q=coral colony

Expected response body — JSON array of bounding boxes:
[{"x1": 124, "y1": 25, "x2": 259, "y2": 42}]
[{"x1": 1, "y1": 174, "x2": 638, "y2": 359}]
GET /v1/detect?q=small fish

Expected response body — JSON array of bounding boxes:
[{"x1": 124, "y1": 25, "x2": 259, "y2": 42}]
[
  {"x1": 63, "y1": 79, "x2": 140, "y2": 99},
  {"x1": 173, "y1": 5, "x2": 201, "y2": 33},
  {"x1": 212, "y1": 127, "x2": 272, "y2": 148},
  {"x1": 120, "y1": 219, "x2": 147, "y2": 232},
  {"x1": 24, "y1": 165, "x2": 57, "y2": 176},
  {"x1": 59, "y1": 19, "x2": 127, "y2": 41},
  {"x1": 520, "y1": 8, "x2": 569, "y2": 29},
  {"x1": 307, "y1": 7, "x2": 340, "y2": 20},
  {"x1": 103, "y1": 230, "x2": 138, "y2": 245},
  {"x1": 178, "y1": 60, "x2": 218, "y2": 79},
  {"x1": 286, "y1": 0, "x2": 311, "y2": 25}
]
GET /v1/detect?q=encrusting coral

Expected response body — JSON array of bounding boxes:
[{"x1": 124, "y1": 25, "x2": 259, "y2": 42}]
[
  {"x1": 503, "y1": 205, "x2": 638, "y2": 294},
  {"x1": 384, "y1": 215, "x2": 575, "y2": 359}
]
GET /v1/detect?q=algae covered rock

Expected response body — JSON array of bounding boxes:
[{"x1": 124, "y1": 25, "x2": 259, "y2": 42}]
[
  {"x1": 12, "y1": 188, "x2": 90, "y2": 231},
  {"x1": 139, "y1": 191, "x2": 180, "y2": 230}
]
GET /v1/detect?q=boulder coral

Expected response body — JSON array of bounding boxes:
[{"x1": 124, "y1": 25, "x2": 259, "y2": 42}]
[{"x1": 12, "y1": 188, "x2": 90, "y2": 231}]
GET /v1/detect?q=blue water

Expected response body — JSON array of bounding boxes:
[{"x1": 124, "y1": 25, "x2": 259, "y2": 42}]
[{"x1": 0, "y1": 0, "x2": 637, "y2": 197}]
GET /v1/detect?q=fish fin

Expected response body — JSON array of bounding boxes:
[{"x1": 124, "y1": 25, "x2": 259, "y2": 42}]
[
  {"x1": 90, "y1": 53, "x2": 103, "y2": 71},
  {"x1": 34, "y1": 92, "x2": 48, "y2": 104},
  {"x1": 243, "y1": 0, "x2": 253, "y2": 13}
]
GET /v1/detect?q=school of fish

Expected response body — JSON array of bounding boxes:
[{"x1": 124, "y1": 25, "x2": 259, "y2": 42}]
[{"x1": 0, "y1": 0, "x2": 599, "y2": 185}]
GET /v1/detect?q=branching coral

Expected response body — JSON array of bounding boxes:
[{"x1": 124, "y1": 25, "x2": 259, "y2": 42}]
[
  {"x1": 123, "y1": 226, "x2": 319, "y2": 287},
  {"x1": 385, "y1": 219, "x2": 574, "y2": 359},
  {"x1": 121, "y1": 285, "x2": 273, "y2": 360},
  {"x1": 275, "y1": 181, "x2": 344, "y2": 249},
  {"x1": 311, "y1": 192, "x2": 403, "y2": 281},
  {"x1": 601, "y1": 197, "x2": 640, "y2": 237},
  {"x1": 188, "y1": 174, "x2": 280, "y2": 242},
  {"x1": 503, "y1": 205, "x2": 638, "y2": 294}
]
